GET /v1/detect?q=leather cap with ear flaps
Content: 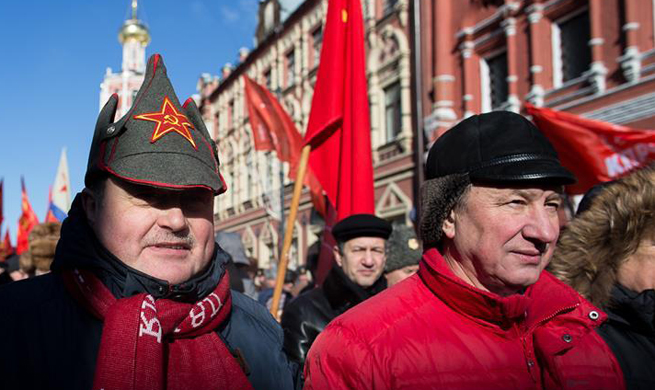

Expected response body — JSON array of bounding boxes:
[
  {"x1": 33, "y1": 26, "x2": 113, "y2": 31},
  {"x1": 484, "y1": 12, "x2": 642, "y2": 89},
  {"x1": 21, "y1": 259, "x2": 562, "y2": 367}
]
[
  {"x1": 425, "y1": 111, "x2": 576, "y2": 185},
  {"x1": 85, "y1": 54, "x2": 226, "y2": 194}
]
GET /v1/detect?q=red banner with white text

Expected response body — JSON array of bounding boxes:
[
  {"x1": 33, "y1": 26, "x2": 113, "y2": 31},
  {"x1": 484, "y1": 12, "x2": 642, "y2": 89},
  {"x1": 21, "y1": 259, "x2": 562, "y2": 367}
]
[{"x1": 527, "y1": 103, "x2": 655, "y2": 194}]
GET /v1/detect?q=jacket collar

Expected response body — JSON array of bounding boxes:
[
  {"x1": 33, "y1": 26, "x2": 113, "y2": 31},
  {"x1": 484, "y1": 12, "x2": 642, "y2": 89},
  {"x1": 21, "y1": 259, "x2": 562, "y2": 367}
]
[
  {"x1": 418, "y1": 248, "x2": 589, "y2": 330},
  {"x1": 608, "y1": 284, "x2": 655, "y2": 333},
  {"x1": 322, "y1": 265, "x2": 386, "y2": 313}
]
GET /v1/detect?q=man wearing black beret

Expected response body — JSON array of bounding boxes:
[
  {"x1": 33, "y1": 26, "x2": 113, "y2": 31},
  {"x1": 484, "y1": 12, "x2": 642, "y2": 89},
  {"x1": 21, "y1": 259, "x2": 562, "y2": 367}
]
[
  {"x1": 304, "y1": 111, "x2": 625, "y2": 389},
  {"x1": 0, "y1": 54, "x2": 298, "y2": 390},
  {"x1": 281, "y1": 213, "x2": 391, "y2": 366}
]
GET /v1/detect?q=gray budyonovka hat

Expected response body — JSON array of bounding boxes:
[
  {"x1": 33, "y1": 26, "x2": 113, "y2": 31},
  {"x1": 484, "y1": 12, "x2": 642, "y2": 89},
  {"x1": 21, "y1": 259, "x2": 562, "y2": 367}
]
[
  {"x1": 85, "y1": 54, "x2": 226, "y2": 194},
  {"x1": 420, "y1": 111, "x2": 576, "y2": 248},
  {"x1": 385, "y1": 224, "x2": 422, "y2": 273}
]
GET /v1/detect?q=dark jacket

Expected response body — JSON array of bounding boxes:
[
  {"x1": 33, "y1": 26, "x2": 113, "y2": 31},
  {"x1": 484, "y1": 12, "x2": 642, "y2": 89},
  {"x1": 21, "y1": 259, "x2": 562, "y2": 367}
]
[
  {"x1": 0, "y1": 196, "x2": 299, "y2": 390},
  {"x1": 280, "y1": 266, "x2": 386, "y2": 365},
  {"x1": 598, "y1": 284, "x2": 655, "y2": 390}
]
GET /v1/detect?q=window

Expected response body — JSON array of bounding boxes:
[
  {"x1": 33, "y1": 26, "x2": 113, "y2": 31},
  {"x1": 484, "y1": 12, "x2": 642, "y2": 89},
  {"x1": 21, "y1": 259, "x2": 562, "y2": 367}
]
[
  {"x1": 384, "y1": 82, "x2": 402, "y2": 141},
  {"x1": 384, "y1": 0, "x2": 398, "y2": 15},
  {"x1": 286, "y1": 50, "x2": 296, "y2": 87},
  {"x1": 223, "y1": 157, "x2": 234, "y2": 209},
  {"x1": 245, "y1": 150, "x2": 253, "y2": 200},
  {"x1": 224, "y1": 146, "x2": 236, "y2": 209},
  {"x1": 266, "y1": 152, "x2": 274, "y2": 188},
  {"x1": 232, "y1": 157, "x2": 239, "y2": 206},
  {"x1": 264, "y1": 69, "x2": 272, "y2": 91},
  {"x1": 243, "y1": 234, "x2": 254, "y2": 258},
  {"x1": 480, "y1": 50, "x2": 509, "y2": 112},
  {"x1": 228, "y1": 99, "x2": 235, "y2": 129},
  {"x1": 289, "y1": 237, "x2": 299, "y2": 270},
  {"x1": 266, "y1": 241, "x2": 277, "y2": 264},
  {"x1": 312, "y1": 26, "x2": 323, "y2": 67},
  {"x1": 552, "y1": 10, "x2": 591, "y2": 87}
]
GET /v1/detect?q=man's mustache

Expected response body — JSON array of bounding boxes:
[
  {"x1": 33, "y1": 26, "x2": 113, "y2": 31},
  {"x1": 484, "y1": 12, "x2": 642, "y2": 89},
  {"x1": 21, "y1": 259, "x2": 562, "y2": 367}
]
[{"x1": 142, "y1": 232, "x2": 196, "y2": 248}]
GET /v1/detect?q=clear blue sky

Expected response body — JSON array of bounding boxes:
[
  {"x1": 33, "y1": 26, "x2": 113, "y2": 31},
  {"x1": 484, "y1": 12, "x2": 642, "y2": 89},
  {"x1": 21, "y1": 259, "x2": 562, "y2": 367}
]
[{"x1": 0, "y1": 0, "x2": 300, "y2": 243}]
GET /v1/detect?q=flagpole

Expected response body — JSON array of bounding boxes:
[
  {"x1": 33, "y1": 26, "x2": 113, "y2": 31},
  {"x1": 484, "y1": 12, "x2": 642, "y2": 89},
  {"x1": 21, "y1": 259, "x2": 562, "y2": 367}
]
[
  {"x1": 274, "y1": 24, "x2": 287, "y2": 292},
  {"x1": 270, "y1": 145, "x2": 310, "y2": 319}
]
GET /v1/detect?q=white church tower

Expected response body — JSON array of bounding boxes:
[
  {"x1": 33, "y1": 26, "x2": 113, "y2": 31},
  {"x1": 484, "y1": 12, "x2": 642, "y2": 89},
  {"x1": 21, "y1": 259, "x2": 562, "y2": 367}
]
[{"x1": 99, "y1": 0, "x2": 151, "y2": 116}]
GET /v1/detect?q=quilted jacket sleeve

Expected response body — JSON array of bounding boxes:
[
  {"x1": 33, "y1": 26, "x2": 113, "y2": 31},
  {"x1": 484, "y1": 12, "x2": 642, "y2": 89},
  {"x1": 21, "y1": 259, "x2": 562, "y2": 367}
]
[{"x1": 303, "y1": 321, "x2": 385, "y2": 390}]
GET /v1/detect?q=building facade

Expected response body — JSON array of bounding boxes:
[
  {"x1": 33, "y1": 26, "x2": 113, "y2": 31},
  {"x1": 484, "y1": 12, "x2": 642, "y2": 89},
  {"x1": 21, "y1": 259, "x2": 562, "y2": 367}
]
[
  {"x1": 419, "y1": 0, "x2": 655, "y2": 140},
  {"x1": 198, "y1": 0, "x2": 416, "y2": 270},
  {"x1": 99, "y1": 1, "x2": 150, "y2": 116}
]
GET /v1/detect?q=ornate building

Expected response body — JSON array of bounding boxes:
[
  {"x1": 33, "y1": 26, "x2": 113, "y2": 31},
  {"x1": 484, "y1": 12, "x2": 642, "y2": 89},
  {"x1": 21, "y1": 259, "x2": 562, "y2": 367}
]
[
  {"x1": 198, "y1": 0, "x2": 416, "y2": 270},
  {"x1": 99, "y1": 0, "x2": 151, "y2": 116},
  {"x1": 418, "y1": 0, "x2": 655, "y2": 140}
]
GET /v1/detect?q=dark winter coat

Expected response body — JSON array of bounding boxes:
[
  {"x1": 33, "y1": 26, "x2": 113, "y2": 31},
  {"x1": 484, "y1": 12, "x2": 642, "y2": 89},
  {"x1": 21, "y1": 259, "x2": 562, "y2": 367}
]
[
  {"x1": 0, "y1": 196, "x2": 299, "y2": 390},
  {"x1": 304, "y1": 248, "x2": 625, "y2": 390},
  {"x1": 548, "y1": 165, "x2": 655, "y2": 390},
  {"x1": 597, "y1": 285, "x2": 655, "y2": 390},
  {"x1": 280, "y1": 265, "x2": 386, "y2": 365}
]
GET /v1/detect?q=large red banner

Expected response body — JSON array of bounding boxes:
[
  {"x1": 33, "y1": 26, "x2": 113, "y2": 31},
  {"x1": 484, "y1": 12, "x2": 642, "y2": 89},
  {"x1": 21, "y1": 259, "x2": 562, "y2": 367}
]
[
  {"x1": 527, "y1": 103, "x2": 655, "y2": 194},
  {"x1": 303, "y1": 0, "x2": 374, "y2": 283}
]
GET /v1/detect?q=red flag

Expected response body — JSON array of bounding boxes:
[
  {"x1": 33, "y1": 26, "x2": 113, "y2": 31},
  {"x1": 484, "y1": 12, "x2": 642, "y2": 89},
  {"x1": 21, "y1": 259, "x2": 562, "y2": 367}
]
[
  {"x1": 527, "y1": 104, "x2": 655, "y2": 194},
  {"x1": 0, "y1": 228, "x2": 13, "y2": 261},
  {"x1": 243, "y1": 75, "x2": 326, "y2": 216},
  {"x1": 244, "y1": 76, "x2": 279, "y2": 152},
  {"x1": 303, "y1": 0, "x2": 374, "y2": 283},
  {"x1": 16, "y1": 177, "x2": 39, "y2": 255}
]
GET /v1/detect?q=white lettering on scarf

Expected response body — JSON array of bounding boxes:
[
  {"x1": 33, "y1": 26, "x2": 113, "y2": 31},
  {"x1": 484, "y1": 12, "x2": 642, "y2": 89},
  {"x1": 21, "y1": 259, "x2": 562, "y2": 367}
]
[
  {"x1": 189, "y1": 292, "x2": 223, "y2": 329},
  {"x1": 138, "y1": 295, "x2": 162, "y2": 343}
]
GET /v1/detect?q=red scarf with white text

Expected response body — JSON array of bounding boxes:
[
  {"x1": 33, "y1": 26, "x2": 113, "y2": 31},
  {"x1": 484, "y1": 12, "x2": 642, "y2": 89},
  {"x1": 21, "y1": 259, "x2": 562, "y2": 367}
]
[{"x1": 63, "y1": 269, "x2": 253, "y2": 390}]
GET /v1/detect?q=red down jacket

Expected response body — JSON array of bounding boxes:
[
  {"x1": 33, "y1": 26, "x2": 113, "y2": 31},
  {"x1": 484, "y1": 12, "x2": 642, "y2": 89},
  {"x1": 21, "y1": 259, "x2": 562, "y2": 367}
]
[{"x1": 304, "y1": 248, "x2": 625, "y2": 390}]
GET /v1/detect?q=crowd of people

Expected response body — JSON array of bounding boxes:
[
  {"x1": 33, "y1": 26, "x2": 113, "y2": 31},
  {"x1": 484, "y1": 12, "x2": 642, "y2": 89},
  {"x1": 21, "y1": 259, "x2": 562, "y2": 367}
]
[{"x1": 0, "y1": 54, "x2": 652, "y2": 390}]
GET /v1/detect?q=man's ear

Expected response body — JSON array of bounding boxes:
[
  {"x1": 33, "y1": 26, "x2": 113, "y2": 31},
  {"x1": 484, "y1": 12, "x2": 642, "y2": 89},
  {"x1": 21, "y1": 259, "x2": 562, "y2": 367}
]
[
  {"x1": 81, "y1": 188, "x2": 98, "y2": 227},
  {"x1": 442, "y1": 209, "x2": 457, "y2": 240},
  {"x1": 333, "y1": 245, "x2": 343, "y2": 267}
]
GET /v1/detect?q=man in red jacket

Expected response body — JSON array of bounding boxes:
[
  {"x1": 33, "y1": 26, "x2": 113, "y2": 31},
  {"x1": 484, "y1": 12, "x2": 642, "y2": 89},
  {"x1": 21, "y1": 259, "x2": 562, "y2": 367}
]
[{"x1": 304, "y1": 111, "x2": 625, "y2": 390}]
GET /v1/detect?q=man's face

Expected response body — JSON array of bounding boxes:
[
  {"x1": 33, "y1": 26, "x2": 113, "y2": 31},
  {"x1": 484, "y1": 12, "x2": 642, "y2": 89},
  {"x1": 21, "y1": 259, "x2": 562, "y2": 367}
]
[
  {"x1": 442, "y1": 184, "x2": 562, "y2": 296},
  {"x1": 85, "y1": 178, "x2": 215, "y2": 285},
  {"x1": 385, "y1": 264, "x2": 419, "y2": 287},
  {"x1": 334, "y1": 236, "x2": 387, "y2": 288}
]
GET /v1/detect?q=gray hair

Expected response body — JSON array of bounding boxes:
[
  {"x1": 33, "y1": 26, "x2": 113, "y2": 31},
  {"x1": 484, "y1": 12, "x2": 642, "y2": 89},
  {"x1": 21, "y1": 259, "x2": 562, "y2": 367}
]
[{"x1": 419, "y1": 173, "x2": 471, "y2": 249}]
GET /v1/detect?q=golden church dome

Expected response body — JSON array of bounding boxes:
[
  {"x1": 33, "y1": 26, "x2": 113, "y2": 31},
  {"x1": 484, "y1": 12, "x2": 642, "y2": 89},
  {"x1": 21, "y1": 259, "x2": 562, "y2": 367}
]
[
  {"x1": 118, "y1": 18, "x2": 150, "y2": 45},
  {"x1": 118, "y1": 0, "x2": 150, "y2": 45}
]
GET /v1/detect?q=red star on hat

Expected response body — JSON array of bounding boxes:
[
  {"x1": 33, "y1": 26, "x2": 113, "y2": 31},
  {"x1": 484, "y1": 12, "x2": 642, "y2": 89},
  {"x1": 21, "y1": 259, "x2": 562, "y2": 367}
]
[{"x1": 134, "y1": 96, "x2": 197, "y2": 149}]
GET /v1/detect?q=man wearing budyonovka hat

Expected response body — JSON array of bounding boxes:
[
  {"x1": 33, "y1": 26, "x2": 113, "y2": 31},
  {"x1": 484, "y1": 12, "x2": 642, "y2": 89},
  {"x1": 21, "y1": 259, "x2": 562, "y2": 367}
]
[
  {"x1": 304, "y1": 111, "x2": 625, "y2": 389},
  {"x1": 383, "y1": 223, "x2": 421, "y2": 287},
  {"x1": 0, "y1": 54, "x2": 298, "y2": 390},
  {"x1": 281, "y1": 213, "x2": 391, "y2": 367}
]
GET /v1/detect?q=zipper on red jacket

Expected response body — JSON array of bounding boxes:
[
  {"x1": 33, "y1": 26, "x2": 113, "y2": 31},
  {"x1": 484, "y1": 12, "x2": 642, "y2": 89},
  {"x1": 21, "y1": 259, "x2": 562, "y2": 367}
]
[
  {"x1": 528, "y1": 303, "x2": 580, "y2": 333},
  {"x1": 521, "y1": 303, "x2": 579, "y2": 387}
]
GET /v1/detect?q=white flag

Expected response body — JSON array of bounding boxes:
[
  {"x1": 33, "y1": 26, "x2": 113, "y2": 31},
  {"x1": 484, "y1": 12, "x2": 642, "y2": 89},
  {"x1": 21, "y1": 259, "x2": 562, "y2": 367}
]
[{"x1": 48, "y1": 148, "x2": 71, "y2": 222}]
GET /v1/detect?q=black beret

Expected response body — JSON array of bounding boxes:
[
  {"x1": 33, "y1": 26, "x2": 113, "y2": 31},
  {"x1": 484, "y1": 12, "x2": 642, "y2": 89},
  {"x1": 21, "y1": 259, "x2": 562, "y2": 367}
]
[
  {"x1": 426, "y1": 111, "x2": 575, "y2": 185},
  {"x1": 332, "y1": 214, "x2": 392, "y2": 242}
]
